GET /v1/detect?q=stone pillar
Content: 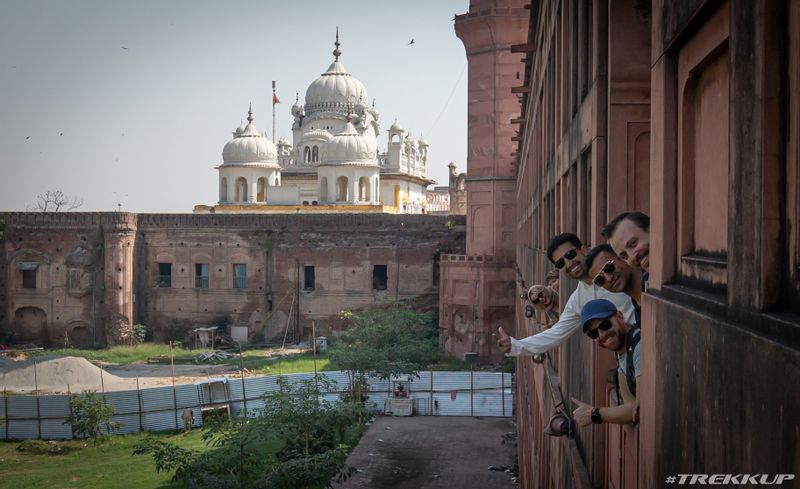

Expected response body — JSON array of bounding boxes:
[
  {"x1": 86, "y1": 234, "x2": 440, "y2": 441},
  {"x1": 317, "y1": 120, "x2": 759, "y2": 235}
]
[{"x1": 102, "y1": 213, "x2": 137, "y2": 345}]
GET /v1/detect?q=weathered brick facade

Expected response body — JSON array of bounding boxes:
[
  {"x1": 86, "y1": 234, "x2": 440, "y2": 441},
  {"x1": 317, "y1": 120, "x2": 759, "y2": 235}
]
[{"x1": 0, "y1": 212, "x2": 465, "y2": 346}]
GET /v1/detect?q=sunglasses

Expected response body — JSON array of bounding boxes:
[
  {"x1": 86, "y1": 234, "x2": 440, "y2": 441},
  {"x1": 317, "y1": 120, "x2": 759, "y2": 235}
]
[
  {"x1": 554, "y1": 249, "x2": 578, "y2": 269},
  {"x1": 591, "y1": 260, "x2": 616, "y2": 287},
  {"x1": 585, "y1": 318, "x2": 613, "y2": 340}
]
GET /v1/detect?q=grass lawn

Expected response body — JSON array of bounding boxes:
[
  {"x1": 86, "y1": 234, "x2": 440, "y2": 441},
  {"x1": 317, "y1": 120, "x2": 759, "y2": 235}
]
[
  {"x1": 31, "y1": 344, "x2": 332, "y2": 374},
  {"x1": 29, "y1": 344, "x2": 472, "y2": 375},
  {"x1": 0, "y1": 430, "x2": 206, "y2": 489}
]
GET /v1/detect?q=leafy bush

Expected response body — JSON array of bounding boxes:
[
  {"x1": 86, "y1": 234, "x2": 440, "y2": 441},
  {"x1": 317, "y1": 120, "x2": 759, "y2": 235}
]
[
  {"x1": 64, "y1": 391, "x2": 120, "y2": 445},
  {"x1": 134, "y1": 376, "x2": 361, "y2": 489},
  {"x1": 132, "y1": 324, "x2": 147, "y2": 344}
]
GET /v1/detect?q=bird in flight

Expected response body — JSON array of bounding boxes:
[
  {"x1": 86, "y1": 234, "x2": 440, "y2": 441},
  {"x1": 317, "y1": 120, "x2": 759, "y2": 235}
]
[
  {"x1": 408, "y1": 39, "x2": 414, "y2": 45},
  {"x1": 122, "y1": 46, "x2": 129, "y2": 50},
  {"x1": 25, "y1": 136, "x2": 30, "y2": 140}
]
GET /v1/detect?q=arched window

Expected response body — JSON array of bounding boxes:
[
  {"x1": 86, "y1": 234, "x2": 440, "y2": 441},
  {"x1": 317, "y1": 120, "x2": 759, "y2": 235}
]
[
  {"x1": 257, "y1": 177, "x2": 266, "y2": 202},
  {"x1": 319, "y1": 177, "x2": 329, "y2": 202},
  {"x1": 358, "y1": 177, "x2": 370, "y2": 201},
  {"x1": 304, "y1": 146, "x2": 311, "y2": 163},
  {"x1": 220, "y1": 177, "x2": 228, "y2": 202},
  {"x1": 312, "y1": 145, "x2": 319, "y2": 162},
  {"x1": 235, "y1": 177, "x2": 248, "y2": 202},
  {"x1": 336, "y1": 176, "x2": 349, "y2": 202}
]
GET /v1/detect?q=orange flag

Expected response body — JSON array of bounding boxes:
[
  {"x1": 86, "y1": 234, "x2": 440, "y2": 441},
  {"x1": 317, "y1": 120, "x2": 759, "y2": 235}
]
[{"x1": 272, "y1": 93, "x2": 280, "y2": 105}]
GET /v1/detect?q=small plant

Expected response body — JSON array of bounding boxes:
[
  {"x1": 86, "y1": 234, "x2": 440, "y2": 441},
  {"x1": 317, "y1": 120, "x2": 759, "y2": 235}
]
[
  {"x1": 64, "y1": 391, "x2": 120, "y2": 445},
  {"x1": 132, "y1": 323, "x2": 147, "y2": 344}
]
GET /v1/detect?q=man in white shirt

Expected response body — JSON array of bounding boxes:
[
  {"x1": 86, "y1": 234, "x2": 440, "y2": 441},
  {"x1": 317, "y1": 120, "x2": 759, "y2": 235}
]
[{"x1": 496, "y1": 233, "x2": 636, "y2": 356}]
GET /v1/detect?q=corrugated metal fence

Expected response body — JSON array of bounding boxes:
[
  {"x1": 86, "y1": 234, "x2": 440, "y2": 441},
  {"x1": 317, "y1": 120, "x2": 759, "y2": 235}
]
[{"x1": 0, "y1": 370, "x2": 513, "y2": 440}]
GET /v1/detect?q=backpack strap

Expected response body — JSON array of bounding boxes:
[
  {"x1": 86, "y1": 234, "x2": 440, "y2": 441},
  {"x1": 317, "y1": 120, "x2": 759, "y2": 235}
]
[{"x1": 624, "y1": 326, "x2": 640, "y2": 397}]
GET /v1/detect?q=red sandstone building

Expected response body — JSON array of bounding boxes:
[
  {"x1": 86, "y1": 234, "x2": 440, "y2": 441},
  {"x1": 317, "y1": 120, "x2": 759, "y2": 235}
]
[{"x1": 445, "y1": 0, "x2": 799, "y2": 487}]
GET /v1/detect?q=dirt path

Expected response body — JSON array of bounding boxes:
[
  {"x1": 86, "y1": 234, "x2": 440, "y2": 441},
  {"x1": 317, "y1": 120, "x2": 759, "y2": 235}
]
[{"x1": 332, "y1": 416, "x2": 516, "y2": 489}]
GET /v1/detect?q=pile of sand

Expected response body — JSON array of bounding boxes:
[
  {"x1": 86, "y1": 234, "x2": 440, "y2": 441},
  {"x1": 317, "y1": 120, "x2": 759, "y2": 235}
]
[{"x1": 0, "y1": 356, "x2": 124, "y2": 393}]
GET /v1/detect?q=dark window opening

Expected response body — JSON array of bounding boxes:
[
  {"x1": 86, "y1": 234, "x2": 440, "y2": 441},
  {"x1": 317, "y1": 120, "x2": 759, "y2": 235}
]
[
  {"x1": 433, "y1": 253, "x2": 441, "y2": 286},
  {"x1": 22, "y1": 270, "x2": 36, "y2": 289},
  {"x1": 157, "y1": 263, "x2": 172, "y2": 288},
  {"x1": 304, "y1": 265, "x2": 315, "y2": 290},
  {"x1": 233, "y1": 263, "x2": 246, "y2": 289},
  {"x1": 373, "y1": 265, "x2": 388, "y2": 291},
  {"x1": 195, "y1": 263, "x2": 209, "y2": 289}
]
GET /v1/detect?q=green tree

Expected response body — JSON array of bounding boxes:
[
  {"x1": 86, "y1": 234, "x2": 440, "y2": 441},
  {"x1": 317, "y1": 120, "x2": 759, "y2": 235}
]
[
  {"x1": 64, "y1": 391, "x2": 120, "y2": 445},
  {"x1": 328, "y1": 303, "x2": 440, "y2": 403}
]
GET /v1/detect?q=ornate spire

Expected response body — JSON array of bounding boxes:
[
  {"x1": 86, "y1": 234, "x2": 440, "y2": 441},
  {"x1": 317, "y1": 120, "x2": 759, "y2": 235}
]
[
  {"x1": 247, "y1": 103, "x2": 253, "y2": 123},
  {"x1": 295, "y1": 92, "x2": 299, "y2": 104},
  {"x1": 333, "y1": 26, "x2": 341, "y2": 61}
]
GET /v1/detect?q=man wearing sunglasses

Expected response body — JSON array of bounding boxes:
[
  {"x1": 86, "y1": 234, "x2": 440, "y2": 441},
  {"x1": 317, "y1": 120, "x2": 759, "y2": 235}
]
[
  {"x1": 497, "y1": 233, "x2": 636, "y2": 356},
  {"x1": 601, "y1": 211, "x2": 650, "y2": 275},
  {"x1": 584, "y1": 244, "x2": 643, "y2": 329},
  {"x1": 570, "y1": 298, "x2": 640, "y2": 427}
]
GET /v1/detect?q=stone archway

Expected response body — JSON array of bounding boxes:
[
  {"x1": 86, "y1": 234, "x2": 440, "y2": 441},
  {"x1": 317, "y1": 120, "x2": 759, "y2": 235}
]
[
  {"x1": 13, "y1": 307, "x2": 48, "y2": 344},
  {"x1": 68, "y1": 321, "x2": 92, "y2": 348}
]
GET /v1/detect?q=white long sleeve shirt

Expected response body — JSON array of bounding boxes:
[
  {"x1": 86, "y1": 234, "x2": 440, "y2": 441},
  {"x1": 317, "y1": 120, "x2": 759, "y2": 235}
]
[{"x1": 509, "y1": 281, "x2": 636, "y2": 356}]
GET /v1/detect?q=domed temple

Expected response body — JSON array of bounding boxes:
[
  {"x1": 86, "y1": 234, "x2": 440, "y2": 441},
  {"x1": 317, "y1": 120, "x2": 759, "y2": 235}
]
[{"x1": 198, "y1": 30, "x2": 435, "y2": 214}]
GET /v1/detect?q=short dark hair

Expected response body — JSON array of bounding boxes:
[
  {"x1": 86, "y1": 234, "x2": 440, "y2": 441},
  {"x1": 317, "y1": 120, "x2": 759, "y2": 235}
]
[
  {"x1": 601, "y1": 211, "x2": 650, "y2": 239},
  {"x1": 546, "y1": 233, "x2": 583, "y2": 263},
  {"x1": 584, "y1": 243, "x2": 616, "y2": 272}
]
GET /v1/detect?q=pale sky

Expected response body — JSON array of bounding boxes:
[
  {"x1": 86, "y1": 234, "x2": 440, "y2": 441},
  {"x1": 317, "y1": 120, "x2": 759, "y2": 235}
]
[{"x1": 0, "y1": 0, "x2": 468, "y2": 213}]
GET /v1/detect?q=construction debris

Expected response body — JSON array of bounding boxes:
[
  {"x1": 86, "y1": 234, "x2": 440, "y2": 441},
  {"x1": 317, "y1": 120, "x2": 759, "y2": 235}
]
[{"x1": 195, "y1": 350, "x2": 234, "y2": 363}]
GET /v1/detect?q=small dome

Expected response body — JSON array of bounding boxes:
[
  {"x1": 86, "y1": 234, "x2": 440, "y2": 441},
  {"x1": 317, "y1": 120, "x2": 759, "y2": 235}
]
[
  {"x1": 222, "y1": 119, "x2": 278, "y2": 164},
  {"x1": 320, "y1": 121, "x2": 377, "y2": 166},
  {"x1": 390, "y1": 121, "x2": 403, "y2": 132},
  {"x1": 418, "y1": 137, "x2": 429, "y2": 146},
  {"x1": 277, "y1": 137, "x2": 291, "y2": 146},
  {"x1": 233, "y1": 121, "x2": 246, "y2": 137},
  {"x1": 305, "y1": 61, "x2": 369, "y2": 112}
]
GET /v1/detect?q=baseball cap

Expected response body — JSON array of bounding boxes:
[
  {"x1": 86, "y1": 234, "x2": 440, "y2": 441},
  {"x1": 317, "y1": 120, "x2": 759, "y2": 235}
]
[{"x1": 580, "y1": 299, "x2": 617, "y2": 333}]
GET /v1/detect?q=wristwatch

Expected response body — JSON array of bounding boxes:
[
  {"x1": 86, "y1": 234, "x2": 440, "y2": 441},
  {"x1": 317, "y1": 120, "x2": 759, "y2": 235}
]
[{"x1": 591, "y1": 407, "x2": 602, "y2": 424}]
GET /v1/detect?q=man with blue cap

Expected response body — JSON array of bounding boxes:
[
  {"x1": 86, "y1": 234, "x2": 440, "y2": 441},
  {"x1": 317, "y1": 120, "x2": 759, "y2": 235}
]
[{"x1": 570, "y1": 298, "x2": 641, "y2": 427}]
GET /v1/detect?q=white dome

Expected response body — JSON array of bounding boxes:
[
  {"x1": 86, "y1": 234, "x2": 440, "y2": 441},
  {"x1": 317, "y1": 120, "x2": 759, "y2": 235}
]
[
  {"x1": 305, "y1": 61, "x2": 369, "y2": 113},
  {"x1": 390, "y1": 121, "x2": 403, "y2": 132},
  {"x1": 222, "y1": 121, "x2": 279, "y2": 165},
  {"x1": 320, "y1": 121, "x2": 377, "y2": 166}
]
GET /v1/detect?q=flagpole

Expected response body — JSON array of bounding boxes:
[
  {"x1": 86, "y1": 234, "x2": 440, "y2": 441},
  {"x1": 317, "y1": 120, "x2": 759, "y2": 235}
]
[{"x1": 272, "y1": 80, "x2": 276, "y2": 144}]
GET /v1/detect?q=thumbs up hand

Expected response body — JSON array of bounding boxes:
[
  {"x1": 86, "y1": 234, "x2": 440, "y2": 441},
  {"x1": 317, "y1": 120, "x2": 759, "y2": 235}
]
[{"x1": 495, "y1": 327, "x2": 511, "y2": 354}]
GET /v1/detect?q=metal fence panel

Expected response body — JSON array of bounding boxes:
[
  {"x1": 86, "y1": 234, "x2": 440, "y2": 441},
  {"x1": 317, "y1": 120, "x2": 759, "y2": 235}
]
[
  {"x1": 112, "y1": 413, "x2": 141, "y2": 435},
  {"x1": 140, "y1": 387, "x2": 175, "y2": 412},
  {"x1": 175, "y1": 385, "x2": 200, "y2": 409},
  {"x1": 41, "y1": 419, "x2": 72, "y2": 439},
  {"x1": 39, "y1": 395, "x2": 68, "y2": 418},
  {"x1": 7, "y1": 420, "x2": 39, "y2": 440},
  {"x1": 2, "y1": 369, "x2": 513, "y2": 440},
  {"x1": 105, "y1": 390, "x2": 140, "y2": 416},
  {"x1": 7, "y1": 396, "x2": 38, "y2": 418},
  {"x1": 142, "y1": 410, "x2": 178, "y2": 432}
]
